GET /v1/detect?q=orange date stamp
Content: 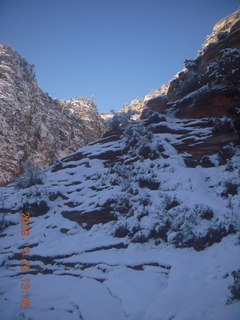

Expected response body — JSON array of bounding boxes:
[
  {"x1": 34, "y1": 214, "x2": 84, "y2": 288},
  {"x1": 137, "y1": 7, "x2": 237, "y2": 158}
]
[{"x1": 20, "y1": 212, "x2": 31, "y2": 308}]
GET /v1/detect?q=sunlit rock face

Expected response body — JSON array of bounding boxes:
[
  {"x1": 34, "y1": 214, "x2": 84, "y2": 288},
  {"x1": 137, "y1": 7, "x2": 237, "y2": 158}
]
[
  {"x1": 199, "y1": 9, "x2": 240, "y2": 70},
  {"x1": 0, "y1": 44, "x2": 106, "y2": 186},
  {"x1": 119, "y1": 84, "x2": 169, "y2": 119}
]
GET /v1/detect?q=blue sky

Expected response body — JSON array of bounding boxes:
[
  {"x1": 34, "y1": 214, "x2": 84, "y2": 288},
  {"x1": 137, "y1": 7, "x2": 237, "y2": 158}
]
[{"x1": 0, "y1": 0, "x2": 239, "y2": 113}]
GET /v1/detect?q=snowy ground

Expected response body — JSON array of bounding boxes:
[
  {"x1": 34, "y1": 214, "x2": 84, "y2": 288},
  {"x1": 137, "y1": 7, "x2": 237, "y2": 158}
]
[
  {"x1": 1, "y1": 234, "x2": 240, "y2": 320},
  {"x1": 0, "y1": 114, "x2": 240, "y2": 319}
]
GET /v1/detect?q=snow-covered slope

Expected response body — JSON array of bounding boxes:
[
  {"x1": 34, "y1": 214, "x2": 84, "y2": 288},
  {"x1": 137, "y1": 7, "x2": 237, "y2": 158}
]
[{"x1": 0, "y1": 111, "x2": 239, "y2": 320}]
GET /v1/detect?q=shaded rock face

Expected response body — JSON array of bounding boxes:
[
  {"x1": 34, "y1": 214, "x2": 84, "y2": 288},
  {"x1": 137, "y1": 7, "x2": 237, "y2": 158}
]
[
  {"x1": 173, "y1": 87, "x2": 240, "y2": 119},
  {"x1": 142, "y1": 95, "x2": 169, "y2": 117},
  {"x1": 61, "y1": 200, "x2": 117, "y2": 230},
  {"x1": 0, "y1": 44, "x2": 106, "y2": 186}
]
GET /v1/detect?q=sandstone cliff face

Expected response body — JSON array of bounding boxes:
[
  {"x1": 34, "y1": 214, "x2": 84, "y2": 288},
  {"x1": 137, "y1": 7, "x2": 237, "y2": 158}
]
[
  {"x1": 144, "y1": 9, "x2": 240, "y2": 120},
  {"x1": 118, "y1": 10, "x2": 240, "y2": 124},
  {"x1": 0, "y1": 44, "x2": 106, "y2": 186}
]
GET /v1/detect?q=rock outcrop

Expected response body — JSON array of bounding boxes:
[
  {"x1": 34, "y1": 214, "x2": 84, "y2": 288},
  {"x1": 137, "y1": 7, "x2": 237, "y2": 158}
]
[
  {"x1": 119, "y1": 10, "x2": 240, "y2": 125},
  {"x1": 143, "y1": 9, "x2": 240, "y2": 121},
  {"x1": 0, "y1": 44, "x2": 106, "y2": 186},
  {"x1": 118, "y1": 84, "x2": 169, "y2": 118},
  {"x1": 199, "y1": 9, "x2": 240, "y2": 69}
]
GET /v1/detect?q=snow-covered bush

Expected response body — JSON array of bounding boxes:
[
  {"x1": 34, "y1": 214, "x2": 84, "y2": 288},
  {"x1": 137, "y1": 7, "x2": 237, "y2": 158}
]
[
  {"x1": 139, "y1": 194, "x2": 151, "y2": 207},
  {"x1": 144, "y1": 110, "x2": 166, "y2": 126},
  {"x1": 113, "y1": 221, "x2": 129, "y2": 238},
  {"x1": 14, "y1": 184, "x2": 50, "y2": 217},
  {"x1": 123, "y1": 123, "x2": 151, "y2": 147},
  {"x1": 204, "y1": 48, "x2": 240, "y2": 86},
  {"x1": 110, "y1": 178, "x2": 237, "y2": 249},
  {"x1": 106, "y1": 110, "x2": 139, "y2": 131},
  {"x1": 218, "y1": 144, "x2": 238, "y2": 165},
  {"x1": 138, "y1": 177, "x2": 160, "y2": 190},
  {"x1": 108, "y1": 163, "x2": 133, "y2": 191},
  {"x1": 228, "y1": 270, "x2": 240, "y2": 303},
  {"x1": 0, "y1": 190, "x2": 7, "y2": 230},
  {"x1": 212, "y1": 117, "x2": 235, "y2": 133},
  {"x1": 123, "y1": 122, "x2": 160, "y2": 160},
  {"x1": 23, "y1": 185, "x2": 50, "y2": 201},
  {"x1": 174, "y1": 48, "x2": 240, "y2": 99},
  {"x1": 164, "y1": 203, "x2": 238, "y2": 250},
  {"x1": 184, "y1": 59, "x2": 197, "y2": 70},
  {"x1": 162, "y1": 194, "x2": 180, "y2": 211},
  {"x1": 222, "y1": 181, "x2": 239, "y2": 198},
  {"x1": 110, "y1": 163, "x2": 130, "y2": 179},
  {"x1": 173, "y1": 70, "x2": 201, "y2": 98},
  {"x1": 13, "y1": 160, "x2": 45, "y2": 189},
  {"x1": 112, "y1": 194, "x2": 133, "y2": 217}
]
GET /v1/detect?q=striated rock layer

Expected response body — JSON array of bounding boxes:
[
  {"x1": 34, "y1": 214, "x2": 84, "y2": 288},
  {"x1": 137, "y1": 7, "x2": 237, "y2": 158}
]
[{"x1": 0, "y1": 44, "x2": 106, "y2": 186}]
